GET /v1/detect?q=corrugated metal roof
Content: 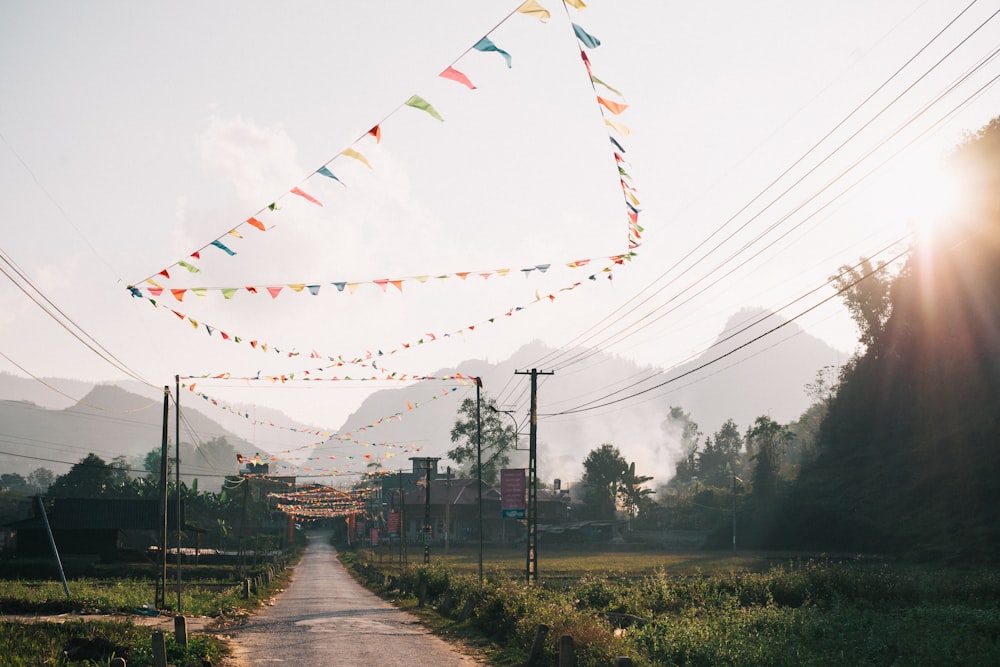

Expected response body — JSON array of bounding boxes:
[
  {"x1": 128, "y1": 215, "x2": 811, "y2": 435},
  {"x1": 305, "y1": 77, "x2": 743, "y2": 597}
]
[{"x1": 16, "y1": 498, "x2": 184, "y2": 530}]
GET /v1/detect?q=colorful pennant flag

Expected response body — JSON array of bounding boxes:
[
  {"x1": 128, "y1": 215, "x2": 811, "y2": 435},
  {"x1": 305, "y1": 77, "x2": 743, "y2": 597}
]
[
  {"x1": 517, "y1": 0, "x2": 550, "y2": 21},
  {"x1": 473, "y1": 36, "x2": 513, "y2": 68},
  {"x1": 440, "y1": 66, "x2": 476, "y2": 90},
  {"x1": 572, "y1": 23, "x2": 601, "y2": 49},
  {"x1": 404, "y1": 95, "x2": 444, "y2": 121}
]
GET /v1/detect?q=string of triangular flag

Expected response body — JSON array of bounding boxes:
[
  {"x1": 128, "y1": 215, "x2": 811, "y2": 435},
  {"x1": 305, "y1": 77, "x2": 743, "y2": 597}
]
[
  {"x1": 126, "y1": 0, "x2": 638, "y2": 299},
  {"x1": 139, "y1": 254, "x2": 628, "y2": 381},
  {"x1": 182, "y1": 382, "x2": 463, "y2": 452},
  {"x1": 128, "y1": 255, "x2": 624, "y2": 301}
]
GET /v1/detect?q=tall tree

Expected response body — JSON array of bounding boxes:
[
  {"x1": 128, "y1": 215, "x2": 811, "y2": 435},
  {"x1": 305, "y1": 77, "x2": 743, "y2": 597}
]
[
  {"x1": 746, "y1": 416, "x2": 790, "y2": 502},
  {"x1": 664, "y1": 406, "x2": 702, "y2": 487},
  {"x1": 830, "y1": 257, "x2": 896, "y2": 352},
  {"x1": 448, "y1": 395, "x2": 516, "y2": 485},
  {"x1": 581, "y1": 443, "x2": 628, "y2": 519},
  {"x1": 26, "y1": 467, "x2": 55, "y2": 493},
  {"x1": 619, "y1": 461, "x2": 655, "y2": 526},
  {"x1": 48, "y1": 453, "x2": 117, "y2": 498}
]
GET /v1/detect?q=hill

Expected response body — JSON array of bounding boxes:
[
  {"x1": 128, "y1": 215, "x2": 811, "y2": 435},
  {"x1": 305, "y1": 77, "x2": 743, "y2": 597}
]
[
  {"x1": 773, "y1": 117, "x2": 1000, "y2": 561},
  {"x1": 318, "y1": 309, "x2": 844, "y2": 488},
  {"x1": 0, "y1": 310, "x2": 844, "y2": 492}
]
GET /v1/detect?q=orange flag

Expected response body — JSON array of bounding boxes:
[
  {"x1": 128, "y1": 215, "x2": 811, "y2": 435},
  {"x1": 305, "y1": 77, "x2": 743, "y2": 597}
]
[{"x1": 597, "y1": 96, "x2": 629, "y2": 114}]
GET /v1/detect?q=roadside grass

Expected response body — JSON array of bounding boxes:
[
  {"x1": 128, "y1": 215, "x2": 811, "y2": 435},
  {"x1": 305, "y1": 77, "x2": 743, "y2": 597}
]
[
  {"x1": 0, "y1": 551, "x2": 302, "y2": 665},
  {"x1": 0, "y1": 619, "x2": 226, "y2": 667},
  {"x1": 343, "y1": 546, "x2": 1000, "y2": 666}
]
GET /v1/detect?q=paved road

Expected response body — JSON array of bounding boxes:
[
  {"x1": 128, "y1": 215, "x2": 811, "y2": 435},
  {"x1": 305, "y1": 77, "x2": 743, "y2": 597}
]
[{"x1": 229, "y1": 531, "x2": 486, "y2": 665}]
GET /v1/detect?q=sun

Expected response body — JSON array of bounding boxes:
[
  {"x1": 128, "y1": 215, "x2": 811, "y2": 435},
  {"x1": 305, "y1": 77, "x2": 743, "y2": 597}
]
[{"x1": 865, "y1": 146, "x2": 962, "y2": 242}]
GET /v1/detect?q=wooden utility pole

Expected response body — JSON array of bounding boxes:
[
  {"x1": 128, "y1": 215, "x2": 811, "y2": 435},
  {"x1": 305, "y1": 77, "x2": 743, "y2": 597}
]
[{"x1": 515, "y1": 368, "x2": 553, "y2": 584}]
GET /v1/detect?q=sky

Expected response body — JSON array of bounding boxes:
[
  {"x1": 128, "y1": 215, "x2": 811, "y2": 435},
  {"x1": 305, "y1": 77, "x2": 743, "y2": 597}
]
[{"x1": 2, "y1": 0, "x2": 999, "y2": 469}]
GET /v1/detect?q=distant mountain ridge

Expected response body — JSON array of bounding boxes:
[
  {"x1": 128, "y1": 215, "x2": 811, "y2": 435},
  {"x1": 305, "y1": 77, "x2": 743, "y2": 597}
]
[{"x1": 0, "y1": 308, "x2": 846, "y2": 490}]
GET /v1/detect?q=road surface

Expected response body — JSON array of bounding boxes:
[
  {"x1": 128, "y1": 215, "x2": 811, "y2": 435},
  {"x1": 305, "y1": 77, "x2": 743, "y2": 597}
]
[{"x1": 228, "y1": 531, "x2": 487, "y2": 665}]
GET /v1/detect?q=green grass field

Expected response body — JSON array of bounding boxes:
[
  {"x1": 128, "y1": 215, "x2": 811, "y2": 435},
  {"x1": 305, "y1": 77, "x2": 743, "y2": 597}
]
[{"x1": 345, "y1": 544, "x2": 1000, "y2": 666}]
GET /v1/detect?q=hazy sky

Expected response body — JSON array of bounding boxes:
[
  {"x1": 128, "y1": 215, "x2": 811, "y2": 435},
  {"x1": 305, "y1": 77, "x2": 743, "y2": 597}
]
[{"x1": 2, "y1": 1, "x2": 998, "y2": 461}]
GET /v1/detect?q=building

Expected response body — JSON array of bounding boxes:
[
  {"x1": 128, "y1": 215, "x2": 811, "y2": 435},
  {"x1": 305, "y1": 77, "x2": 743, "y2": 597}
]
[{"x1": 12, "y1": 497, "x2": 184, "y2": 562}]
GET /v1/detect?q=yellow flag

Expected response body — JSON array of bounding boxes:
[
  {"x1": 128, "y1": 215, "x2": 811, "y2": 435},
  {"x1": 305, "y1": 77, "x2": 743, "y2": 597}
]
[
  {"x1": 605, "y1": 118, "x2": 632, "y2": 136},
  {"x1": 517, "y1": 0, "x2": 550, "y2": 21},
  {"x1": 341, "y1": 147, "x2": 372, "y2": 169}
]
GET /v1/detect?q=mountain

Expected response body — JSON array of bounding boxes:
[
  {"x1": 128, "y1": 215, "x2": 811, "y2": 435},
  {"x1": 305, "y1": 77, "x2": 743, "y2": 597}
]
[
  {"x1": 319, "y1": 308, "x2": 845, "y2": 490},
  {"x1": 0, "y1": 384, "x2": 269, "y2": 489},
  {"x1": 0, "y1": 309, "x2": 845, "y2": 492}
]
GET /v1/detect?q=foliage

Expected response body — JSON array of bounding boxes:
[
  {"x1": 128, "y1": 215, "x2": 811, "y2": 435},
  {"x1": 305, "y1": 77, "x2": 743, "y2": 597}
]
[
  {"x1": 48, "y1": 453, "x2": 126, "y2": 498},
  {"x1": 580, "y1": 444, "x2": 627, "y2": 519},
  {"x1": 0, "y1": 619, "x2": 228, "y2": 667},
  {"x1": 664, "y1": 406, "x2": 703, "y2": 489},
  {"x1": 618, "y1": 462, "x2": 655, "y2": 524},
  {"x1": 745, "y1": 416, "x2": 791, "y2": 502},
  {"x1": 774, "y1": 117, "x2": 1000, "y2": 560},
  {"x1": 346, "y1": 547, "x2": 1000, "y2": 666},
  {"x1": 447, "y1": 394, "x2": 517, "y2": 485},
  {"x1": 830, "y1": 257, "x2": 896, "y2": 352}
]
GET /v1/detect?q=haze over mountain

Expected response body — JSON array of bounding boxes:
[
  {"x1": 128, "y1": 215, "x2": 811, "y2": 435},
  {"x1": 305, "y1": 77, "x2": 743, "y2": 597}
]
[{"x1": 0, "y1": 308, "x2": 846, "y2": 491}]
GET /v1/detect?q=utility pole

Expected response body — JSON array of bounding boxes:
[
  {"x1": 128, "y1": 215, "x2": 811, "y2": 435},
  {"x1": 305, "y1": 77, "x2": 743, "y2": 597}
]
[
  {"x1": 444, "y1": 466, "x2": 452, "y2": 554},
  {"x1": 157, "y1": 386, "x2": 169, "y2": 609},
  {"x1": 410, "y1": 457, "x2": 440, "y2": 564},
  {"x1": 174, "y1": 374, "x2": 182, "y2": 613},
  {"x1": 474, "y1": 376, "x2": 483, "y2": 586},
  {"x1": 515, "y1": 369, "x2": 553, "y2": 585}
]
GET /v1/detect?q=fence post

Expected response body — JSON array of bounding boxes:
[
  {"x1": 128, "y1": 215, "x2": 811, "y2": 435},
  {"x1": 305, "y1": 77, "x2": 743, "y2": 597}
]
[
  {"x1": 558, "y1": 635, "x2": 575, "y2": 666},
  {"x1": 527, "y1": 623, "x2": 549, "y2": 666},
  {"x1": 242, "y1": 578, "x2": 250, "y2": 599},
  {"x1": 417, "y1": 581, "x2": 428, "y2": 608},
  {"x1": 151, "y1": 631, "x2": 167, "y2": 667},
  {"x1": 174, "y1": 615, "x2": 188, "y2": 647}
]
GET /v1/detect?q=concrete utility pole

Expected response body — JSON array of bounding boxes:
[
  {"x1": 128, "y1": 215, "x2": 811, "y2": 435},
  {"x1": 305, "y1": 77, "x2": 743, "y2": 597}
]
[
  {"x1": 515, "y1": 368, "x2": 553, "y2": 585},
  {"x1": 410, "y1": 457, "x2": 440, "y2": 564},
  {"x1": 175, "y1": 374, "x2": 182, "y2": 612},
  {"x1": 157, "y1": 386, "x2": 169, "y2": 609},
  {"x1": 474, "y1": 376, "x2": 483, "y2": 585}
]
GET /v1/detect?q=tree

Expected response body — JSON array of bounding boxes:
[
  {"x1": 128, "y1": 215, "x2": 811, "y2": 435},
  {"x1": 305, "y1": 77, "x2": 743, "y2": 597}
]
[
  {"x1": 831, "y1": 257, "x2": 896, "y2": 352},
  {"x1": 664, "y1": 406, "x2": 702, "y2": 487},
  {"x1": 0, "y1": 473, "x2": 31, "y2": 494},
  {"x1": 447, "y1": 395, "x2": 516, "y2": 485},
  {"x1": 27, "y1": 467, "x2": 55, "y2": 493},
  {"x1": 746, "y1": 416, "x2": 791, "y2": 502},
  {"x1": 619, "y1": 461, "x2": 655, "y2": 526},
  {"x1": 581, "y1": 444, "x2": 628, "y2": 519},
  {"x1": 48, "y1": 453, "x2": 117, "y2": 498}
]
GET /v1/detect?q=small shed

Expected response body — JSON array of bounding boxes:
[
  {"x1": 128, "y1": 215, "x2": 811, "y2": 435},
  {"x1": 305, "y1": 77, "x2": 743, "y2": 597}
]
[{"x1": 13, "y1": 497, "x2": 184, "y2": 562}]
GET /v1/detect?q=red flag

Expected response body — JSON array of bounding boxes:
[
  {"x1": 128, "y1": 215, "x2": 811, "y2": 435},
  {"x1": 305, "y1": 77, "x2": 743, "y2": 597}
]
[
  {"x1": 440, "y1": 66, "x2": 476, "y2": 90},
  {"x1": 290, "y1": 186, "x2": 323, "y2": 206}
]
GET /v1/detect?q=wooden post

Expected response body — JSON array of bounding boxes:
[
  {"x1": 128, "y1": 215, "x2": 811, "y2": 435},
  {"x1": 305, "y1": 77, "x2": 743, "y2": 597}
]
[
  {"x1": 457, "y1": 595, "x2": 477, "y2": 622},
  {"x1": 527, "y1": 624, "x2": 549, "y2": 666},
  {"x1": 174, "y1": 615, "x2": 188, "y2": 647},
  {"x1": 242, "y1": 578, "x2": 250, "y2": 599},
  {"x1": 151, "y1": 631, "x2": 167, "y2": 667},
  {"x1": 558, "y1": 635, "x2": 575, "y2": 667}
]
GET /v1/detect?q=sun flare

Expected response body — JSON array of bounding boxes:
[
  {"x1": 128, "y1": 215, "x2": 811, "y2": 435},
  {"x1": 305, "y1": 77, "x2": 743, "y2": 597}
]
[{"x1": 866, "y1": 148, "x2": 962, "y2": 241}]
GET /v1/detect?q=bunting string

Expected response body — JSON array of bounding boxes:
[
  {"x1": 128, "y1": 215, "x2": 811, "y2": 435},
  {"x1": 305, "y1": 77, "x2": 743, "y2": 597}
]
[
  {"x1": 126, "y1": 0, "x2": 639, "y2": 300},
  {"x1": 137, "y1": 255, "x2": 629, "y2": 382}
]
